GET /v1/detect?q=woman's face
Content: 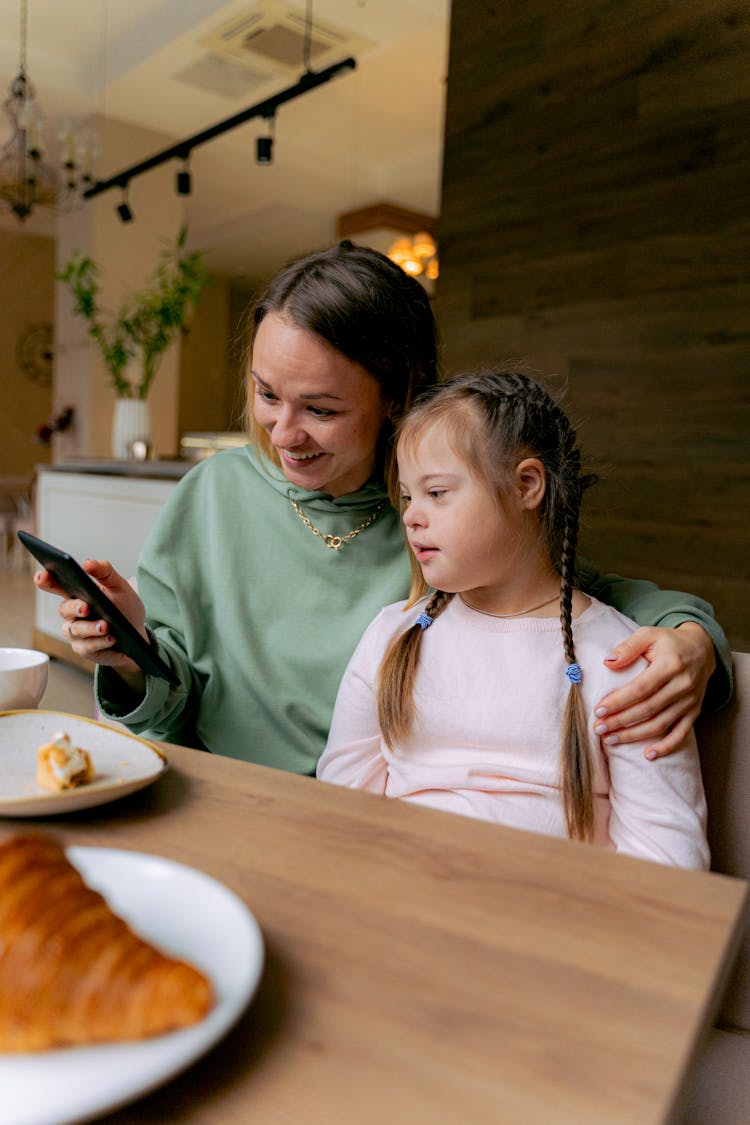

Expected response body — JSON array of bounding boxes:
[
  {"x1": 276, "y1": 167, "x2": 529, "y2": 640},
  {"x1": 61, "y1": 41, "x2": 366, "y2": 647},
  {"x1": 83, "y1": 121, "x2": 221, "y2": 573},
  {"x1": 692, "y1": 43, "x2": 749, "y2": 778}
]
[{"x1": 250, "y1": 312, "x2": 391, "y2": 499}]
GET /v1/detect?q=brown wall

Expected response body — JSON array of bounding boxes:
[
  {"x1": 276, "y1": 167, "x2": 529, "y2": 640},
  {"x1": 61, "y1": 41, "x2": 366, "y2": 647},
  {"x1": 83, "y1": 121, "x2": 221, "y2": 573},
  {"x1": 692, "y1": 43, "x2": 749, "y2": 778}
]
[
  {"x1": 226, "y1": 281, "x2": 261, "y2": 429},
  {"x1": 178, "y1": 277, "x2": 257, "y2": 437},
  {"x1": 0, "y1": 228, "x2": 54, "y2": 476},
  {"x1": 179, "y1": 275, "x2": 233, "y2": 439},
  {"x1": 436, "y1": 0, "x2": 750, "y2": 651}
]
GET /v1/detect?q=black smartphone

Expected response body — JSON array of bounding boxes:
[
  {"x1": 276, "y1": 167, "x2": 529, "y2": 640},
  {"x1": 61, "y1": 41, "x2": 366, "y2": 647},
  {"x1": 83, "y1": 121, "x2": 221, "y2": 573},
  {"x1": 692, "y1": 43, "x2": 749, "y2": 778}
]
[{"x1": 17, "y1": 530, "x2": 180, "y2": 687}]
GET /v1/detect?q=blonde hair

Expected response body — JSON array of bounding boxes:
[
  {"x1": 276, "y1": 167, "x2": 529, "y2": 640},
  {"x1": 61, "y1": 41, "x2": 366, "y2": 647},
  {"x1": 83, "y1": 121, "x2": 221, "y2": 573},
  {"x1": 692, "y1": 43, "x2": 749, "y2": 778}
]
[{"x1": 377, "y1": 369, "x2": 597, "y2": 841}]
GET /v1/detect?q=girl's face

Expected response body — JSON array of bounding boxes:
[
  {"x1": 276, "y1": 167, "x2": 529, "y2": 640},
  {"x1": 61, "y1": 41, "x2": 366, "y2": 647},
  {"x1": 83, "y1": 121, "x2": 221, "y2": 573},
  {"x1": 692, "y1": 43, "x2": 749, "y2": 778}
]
[
  {"x1": 398, "y1": 423, "x2": 546, "y2": 609},
  {"x1": 250, "y1": 312, "x2": 392, "y2": 499}
]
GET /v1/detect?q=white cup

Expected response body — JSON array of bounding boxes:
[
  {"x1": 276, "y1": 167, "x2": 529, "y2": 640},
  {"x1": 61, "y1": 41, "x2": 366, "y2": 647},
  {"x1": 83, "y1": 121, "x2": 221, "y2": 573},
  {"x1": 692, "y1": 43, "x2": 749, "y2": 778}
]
[{"x1": 0, "y1": 648, "x2": 49, "y2": 710}]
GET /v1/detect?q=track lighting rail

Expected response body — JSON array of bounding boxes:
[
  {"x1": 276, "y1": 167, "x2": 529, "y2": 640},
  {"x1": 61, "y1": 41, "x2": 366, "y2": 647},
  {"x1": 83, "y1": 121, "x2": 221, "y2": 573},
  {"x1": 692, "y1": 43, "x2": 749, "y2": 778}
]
[{"x1": 83, "y1": 57, "x2": 356, "y2": 201}]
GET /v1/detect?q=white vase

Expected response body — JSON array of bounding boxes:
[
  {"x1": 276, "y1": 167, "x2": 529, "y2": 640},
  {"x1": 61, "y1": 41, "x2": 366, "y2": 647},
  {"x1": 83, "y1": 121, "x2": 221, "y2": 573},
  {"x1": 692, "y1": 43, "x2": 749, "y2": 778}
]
[{"x1": 111, "y1": 397, "x2": 151, "y2": 460}]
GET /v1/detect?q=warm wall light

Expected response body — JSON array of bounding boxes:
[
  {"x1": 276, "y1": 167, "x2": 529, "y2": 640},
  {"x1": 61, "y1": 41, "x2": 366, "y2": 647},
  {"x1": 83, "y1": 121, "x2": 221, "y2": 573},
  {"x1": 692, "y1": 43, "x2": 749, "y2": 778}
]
[
  {"x1": 336, "y1": 203, "x2": 439, "y2": 292},
  {"x1": 387, "y1": 230, "x2": 439, "y2": 279}
]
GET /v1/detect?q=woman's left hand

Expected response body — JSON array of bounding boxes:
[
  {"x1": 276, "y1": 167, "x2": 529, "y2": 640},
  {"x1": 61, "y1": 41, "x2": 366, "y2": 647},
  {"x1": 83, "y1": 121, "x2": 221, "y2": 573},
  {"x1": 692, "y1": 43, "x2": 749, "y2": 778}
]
[{"x1": 593, "y1": 623, "x2": 716, "y2": 760}]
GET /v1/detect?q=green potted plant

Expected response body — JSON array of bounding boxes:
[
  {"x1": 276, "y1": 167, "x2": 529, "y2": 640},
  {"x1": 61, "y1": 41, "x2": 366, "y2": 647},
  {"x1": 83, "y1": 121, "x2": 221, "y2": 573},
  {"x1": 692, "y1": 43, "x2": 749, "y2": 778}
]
[{"x1": 57, "y1": 227, "x2": 209, "y2": 458}]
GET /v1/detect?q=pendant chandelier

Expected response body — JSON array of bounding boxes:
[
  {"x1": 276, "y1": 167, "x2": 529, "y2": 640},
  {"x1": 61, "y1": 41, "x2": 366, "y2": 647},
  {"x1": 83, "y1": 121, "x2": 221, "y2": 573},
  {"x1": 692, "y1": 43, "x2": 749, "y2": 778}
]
[{"x1": 0, "y1": 0, "x2": 92, "y2": 221}]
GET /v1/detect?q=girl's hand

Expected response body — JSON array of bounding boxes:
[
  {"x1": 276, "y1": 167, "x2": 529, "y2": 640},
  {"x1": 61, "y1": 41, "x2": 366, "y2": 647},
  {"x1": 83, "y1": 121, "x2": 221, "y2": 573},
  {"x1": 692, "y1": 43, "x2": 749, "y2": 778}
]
[
  {"x1": 593, "y1": 623, "x2": 715, "y2": 760},
  {"x1": 34, "y1": 559, "x2": 147, "y2": 692}
]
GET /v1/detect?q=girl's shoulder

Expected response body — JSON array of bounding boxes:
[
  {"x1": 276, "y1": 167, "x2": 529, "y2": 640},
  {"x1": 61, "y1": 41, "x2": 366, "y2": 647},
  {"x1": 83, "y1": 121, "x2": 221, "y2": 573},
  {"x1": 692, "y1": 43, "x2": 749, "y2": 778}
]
[
  {"x1": 370, "y1": 597, "x2": 415, "y2": 631},
  {"x1": 575, "y1": 595, "x2": 649, "y2": 687},
  {"x1": 356, "y1": 598, "x2": 422, "y2": 649},
  {"x1": 578, "y1": 594, "x2": 642, "y2": 641}
]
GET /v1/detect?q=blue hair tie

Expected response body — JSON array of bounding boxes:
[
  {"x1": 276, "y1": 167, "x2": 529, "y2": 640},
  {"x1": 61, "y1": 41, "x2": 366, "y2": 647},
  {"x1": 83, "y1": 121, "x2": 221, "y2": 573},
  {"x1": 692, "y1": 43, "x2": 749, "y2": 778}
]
[
  {"x1": 416, "y1": 611, "x2": 433, "y2": 630},
  {"x1": 566, "y1": 663, "x2": 582, "y2": 684}
]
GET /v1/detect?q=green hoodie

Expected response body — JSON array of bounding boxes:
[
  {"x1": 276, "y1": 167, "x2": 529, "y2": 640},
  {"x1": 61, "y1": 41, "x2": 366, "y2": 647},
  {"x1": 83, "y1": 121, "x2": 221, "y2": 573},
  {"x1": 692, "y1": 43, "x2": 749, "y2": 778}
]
[{"x1": 96, "y1": 445, "x2": 731, "y2": 772}]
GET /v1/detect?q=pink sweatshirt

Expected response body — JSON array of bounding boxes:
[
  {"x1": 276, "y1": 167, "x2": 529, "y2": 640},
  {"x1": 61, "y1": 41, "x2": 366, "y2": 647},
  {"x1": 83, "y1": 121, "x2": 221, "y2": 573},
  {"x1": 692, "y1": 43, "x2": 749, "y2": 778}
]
[{"x1": 317, "y1": 596, "x2": 709, "y2": 869}]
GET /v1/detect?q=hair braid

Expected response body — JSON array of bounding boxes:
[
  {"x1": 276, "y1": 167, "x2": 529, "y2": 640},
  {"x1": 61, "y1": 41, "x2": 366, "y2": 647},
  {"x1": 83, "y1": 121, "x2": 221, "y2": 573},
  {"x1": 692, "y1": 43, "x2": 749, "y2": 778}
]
[
  {"x1": 377, "y1": 591, "x2": 455, "y2": 749},
  {"x1": 559, "y1": 447, "x2": 582, "y2": 667},
  {"x1": 423, "y1": 589, "x2": 454, "y2": 621},
  {"x1": 557, "y1": 450, "x2": 595, "y2": 841}
]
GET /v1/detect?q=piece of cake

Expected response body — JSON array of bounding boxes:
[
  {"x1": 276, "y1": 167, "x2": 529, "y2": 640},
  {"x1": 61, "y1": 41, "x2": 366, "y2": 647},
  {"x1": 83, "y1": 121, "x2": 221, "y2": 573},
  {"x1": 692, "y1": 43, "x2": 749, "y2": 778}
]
[
  {"x1": 36, "y1": 731, "x2": 95, "y2": 791},
  {"x1": 0, "y1": 833, "x2": 213, "y2": 1051}
]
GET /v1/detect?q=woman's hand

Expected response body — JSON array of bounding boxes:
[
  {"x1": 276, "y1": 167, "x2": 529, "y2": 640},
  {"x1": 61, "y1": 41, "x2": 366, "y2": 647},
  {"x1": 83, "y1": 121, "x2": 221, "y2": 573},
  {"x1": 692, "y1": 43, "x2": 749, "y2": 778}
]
[
  {"x1": 593, "y1": 623, "x2": 716, "y2": 760},
  {"x1": 34, "y1": 559, "x2": 148, "y2": 692}
]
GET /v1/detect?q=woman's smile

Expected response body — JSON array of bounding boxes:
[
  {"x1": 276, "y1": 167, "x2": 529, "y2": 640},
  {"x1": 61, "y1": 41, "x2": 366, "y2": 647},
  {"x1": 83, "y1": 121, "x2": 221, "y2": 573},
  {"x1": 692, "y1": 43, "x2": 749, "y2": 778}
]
[{"x1": 281, "y1": 448, "x2": 326, "y2": 464}]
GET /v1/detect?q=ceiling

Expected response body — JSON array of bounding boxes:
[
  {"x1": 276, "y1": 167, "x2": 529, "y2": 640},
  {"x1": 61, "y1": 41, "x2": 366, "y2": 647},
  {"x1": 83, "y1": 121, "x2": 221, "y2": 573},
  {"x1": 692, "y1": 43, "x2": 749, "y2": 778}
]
[{"x1": 0, "y1": 0, "x2": 450, "y2": 282}]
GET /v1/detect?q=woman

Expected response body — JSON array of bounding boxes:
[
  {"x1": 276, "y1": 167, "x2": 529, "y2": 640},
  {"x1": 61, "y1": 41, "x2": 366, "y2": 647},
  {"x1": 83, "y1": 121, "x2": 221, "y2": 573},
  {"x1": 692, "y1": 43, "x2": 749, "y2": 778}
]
[{"x1": 37, "y1": 242, "x2": 730, "y2": 772}]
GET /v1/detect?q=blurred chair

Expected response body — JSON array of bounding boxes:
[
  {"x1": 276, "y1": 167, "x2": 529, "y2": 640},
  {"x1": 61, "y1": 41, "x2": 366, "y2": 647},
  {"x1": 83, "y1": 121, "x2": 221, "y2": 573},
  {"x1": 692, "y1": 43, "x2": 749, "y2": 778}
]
[
  {"x1": 0, "y1": 475, "x2": 36, "y2": 570},
  {"x1": 679, "y1": 651, "x2": 750, "y2": 1124}
]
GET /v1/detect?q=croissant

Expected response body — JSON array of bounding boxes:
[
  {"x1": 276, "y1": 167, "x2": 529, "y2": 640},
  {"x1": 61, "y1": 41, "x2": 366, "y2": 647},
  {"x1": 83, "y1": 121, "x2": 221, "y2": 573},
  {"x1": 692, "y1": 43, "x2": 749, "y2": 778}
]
[{"x1": 0, "y1": 833, "x2": 213, "y2": 1051}]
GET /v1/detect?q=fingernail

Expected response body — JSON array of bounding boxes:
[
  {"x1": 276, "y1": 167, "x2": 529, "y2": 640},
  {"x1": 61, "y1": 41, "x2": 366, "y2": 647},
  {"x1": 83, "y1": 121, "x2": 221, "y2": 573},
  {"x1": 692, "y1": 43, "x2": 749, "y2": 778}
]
[
  {"x1": 97, "y1": 622, "x2": 106, "y2": 634},
  {"x1": 594, "y1": 723, "x2": 607, "y2": 735},
  {"x1": 603, "y1": 734, "x2": 619, "y2": 746},
  {"x1": 595, "y1": 707, "x2": 608, "y2": 718},
  {"x1": 645, "y1": 749, "x2": 657, "y2": 761}
]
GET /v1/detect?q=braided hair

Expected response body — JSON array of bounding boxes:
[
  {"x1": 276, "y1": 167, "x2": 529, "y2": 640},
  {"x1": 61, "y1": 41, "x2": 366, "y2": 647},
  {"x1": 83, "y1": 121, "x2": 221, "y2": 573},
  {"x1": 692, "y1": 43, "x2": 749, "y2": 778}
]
[
  {"x1": 376, "y1": 368, "x2": 597, "y2": 841},
  {"x1": 378, "y1": 589, "x2": 454, "y2": 746}
]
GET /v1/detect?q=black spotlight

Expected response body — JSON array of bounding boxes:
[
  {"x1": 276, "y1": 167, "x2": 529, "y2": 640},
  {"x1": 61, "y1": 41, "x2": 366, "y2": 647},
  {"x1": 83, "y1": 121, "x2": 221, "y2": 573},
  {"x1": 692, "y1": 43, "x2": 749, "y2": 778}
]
[
  {"x1": 116, "y1": 183, "x2": 133, "y2": 223},
  {"x1": 256, "y1": 135, "x2": 273, "y2": 164},
  {"x1": 176, "y1": 154, "x2": 192, "y2": 195},
  {"x1": 176, "y1": 168, "x2": 191, "y2": 195}
]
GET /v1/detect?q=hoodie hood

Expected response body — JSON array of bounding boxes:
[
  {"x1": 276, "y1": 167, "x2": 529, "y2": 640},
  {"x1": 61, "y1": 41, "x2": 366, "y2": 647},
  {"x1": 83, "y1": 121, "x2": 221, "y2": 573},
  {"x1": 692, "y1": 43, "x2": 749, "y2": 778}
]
[{"x1": 243, "y1": 442, "x2": 391, "y2": 515}]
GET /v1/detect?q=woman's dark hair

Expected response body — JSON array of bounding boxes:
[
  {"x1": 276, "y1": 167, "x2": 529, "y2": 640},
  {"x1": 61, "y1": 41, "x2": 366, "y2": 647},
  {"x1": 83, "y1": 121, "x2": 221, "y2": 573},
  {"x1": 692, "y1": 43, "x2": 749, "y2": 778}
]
[
  {"x1": 377, "y1": 368, "x2": 598, "y2": 842},
  {"x1": 245, "y1": 240, "x2": 439, "y2": 479}
]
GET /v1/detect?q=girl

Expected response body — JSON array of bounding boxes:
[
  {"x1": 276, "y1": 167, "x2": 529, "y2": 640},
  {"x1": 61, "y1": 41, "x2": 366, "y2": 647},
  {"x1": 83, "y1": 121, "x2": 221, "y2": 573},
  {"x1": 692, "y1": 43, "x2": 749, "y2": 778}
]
[{"x1": 317, "y1": 369, "x2": 709, "y2": 868}]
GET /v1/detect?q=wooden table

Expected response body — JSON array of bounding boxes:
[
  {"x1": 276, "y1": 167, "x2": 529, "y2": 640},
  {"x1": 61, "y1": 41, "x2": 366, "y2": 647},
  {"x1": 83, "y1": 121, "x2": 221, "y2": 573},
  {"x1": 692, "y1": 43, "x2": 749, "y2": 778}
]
[{"x1": 2, "y1": 745, "x2": 746, "y2": 1124}]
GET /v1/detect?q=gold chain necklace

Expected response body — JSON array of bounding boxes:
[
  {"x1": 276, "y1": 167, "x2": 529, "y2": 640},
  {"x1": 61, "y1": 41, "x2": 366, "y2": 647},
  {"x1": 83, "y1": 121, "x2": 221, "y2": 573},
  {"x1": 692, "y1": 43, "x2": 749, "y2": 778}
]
[
  {"x1": 460, "y1": 592, "x2": 560, "y2": 618},
  {"x1": 289, "y1": 496, "x2": 386, "y2": 551}
]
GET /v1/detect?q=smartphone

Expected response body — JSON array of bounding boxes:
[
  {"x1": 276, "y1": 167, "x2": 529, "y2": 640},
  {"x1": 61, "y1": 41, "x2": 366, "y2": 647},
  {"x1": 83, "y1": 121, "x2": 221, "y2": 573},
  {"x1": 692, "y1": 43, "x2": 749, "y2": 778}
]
[{"x1": 17, "y1": 530, "x2": 180, "y2": 687}]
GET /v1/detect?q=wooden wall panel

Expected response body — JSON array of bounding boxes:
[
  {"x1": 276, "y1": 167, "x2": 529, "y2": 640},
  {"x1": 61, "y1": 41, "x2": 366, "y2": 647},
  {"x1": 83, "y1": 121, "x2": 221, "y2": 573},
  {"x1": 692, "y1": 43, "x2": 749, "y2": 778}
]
[{"x1": 436, "y1": 0, "x2": 750, "y2": 652}]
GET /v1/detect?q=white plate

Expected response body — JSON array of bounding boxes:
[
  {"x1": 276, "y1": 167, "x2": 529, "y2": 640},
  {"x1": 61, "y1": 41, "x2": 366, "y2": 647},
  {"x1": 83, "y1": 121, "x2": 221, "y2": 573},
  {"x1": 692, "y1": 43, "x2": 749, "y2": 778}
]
[
  {"x1": 0, "y1": 846, "x2": 265, "y2": 1125},
  {"x1": 0, "y1": 710, "x2": 168, "y2": 815}
]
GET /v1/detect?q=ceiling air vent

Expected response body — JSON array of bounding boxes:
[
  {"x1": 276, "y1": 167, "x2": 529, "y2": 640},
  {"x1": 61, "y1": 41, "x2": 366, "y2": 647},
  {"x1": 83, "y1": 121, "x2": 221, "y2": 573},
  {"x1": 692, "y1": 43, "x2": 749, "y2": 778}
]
[
  {"x1": 201, "y1": 0, "x2": 375, "y2": 74},
  {"x1": 174, "y1": 55, "x2": 273, "y2": 100}
]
